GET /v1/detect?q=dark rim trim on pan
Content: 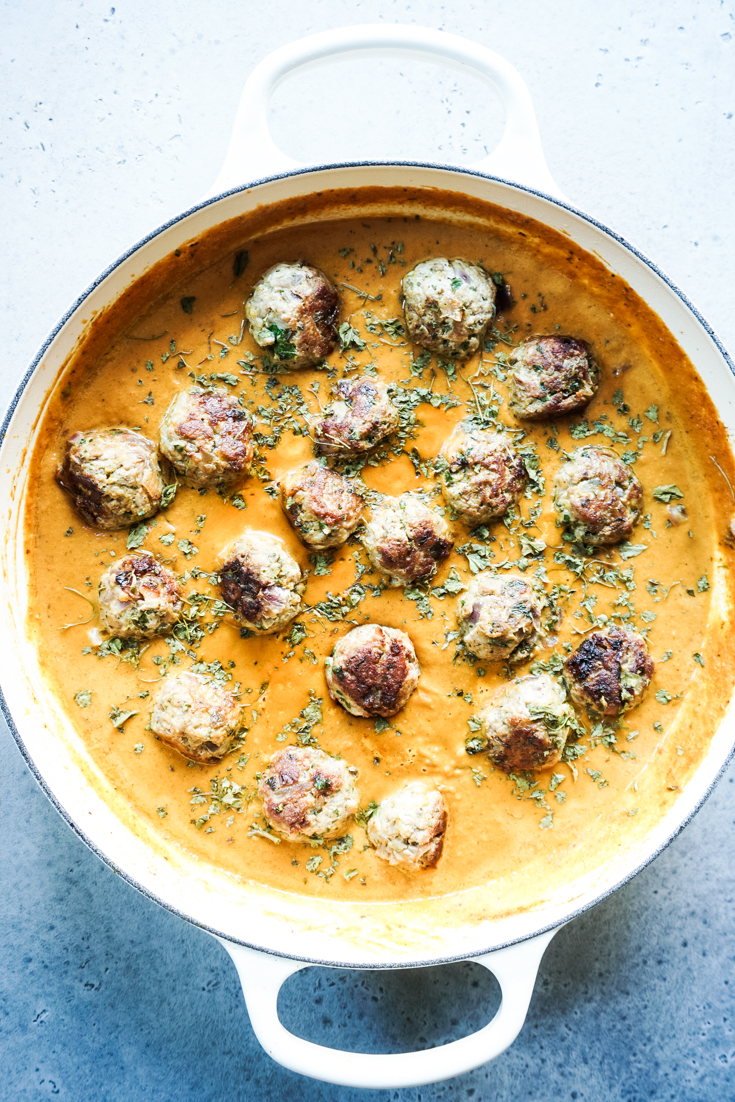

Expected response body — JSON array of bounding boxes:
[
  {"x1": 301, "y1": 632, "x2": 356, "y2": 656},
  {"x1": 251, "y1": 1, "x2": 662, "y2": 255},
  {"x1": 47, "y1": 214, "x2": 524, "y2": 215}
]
[{"x1": 2, "y1": 160, "x2": 735, "y2": 970}]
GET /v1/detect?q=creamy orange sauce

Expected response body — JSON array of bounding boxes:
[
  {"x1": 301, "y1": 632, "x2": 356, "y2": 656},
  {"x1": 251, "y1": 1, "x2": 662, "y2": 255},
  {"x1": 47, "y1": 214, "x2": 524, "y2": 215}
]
[{"x1": 24, "y1": 187, "x2": 735, "y2": 914}]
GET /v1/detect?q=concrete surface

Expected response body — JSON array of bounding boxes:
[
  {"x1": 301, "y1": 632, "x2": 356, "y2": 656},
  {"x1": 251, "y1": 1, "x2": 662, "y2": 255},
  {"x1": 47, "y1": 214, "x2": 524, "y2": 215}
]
[{"x1": 1, "y1": 1, "x2": 735, "y2": 1098}]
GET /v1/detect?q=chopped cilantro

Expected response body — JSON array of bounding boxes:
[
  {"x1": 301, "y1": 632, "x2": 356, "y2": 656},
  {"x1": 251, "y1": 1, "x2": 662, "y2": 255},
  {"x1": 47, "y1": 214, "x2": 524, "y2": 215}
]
[
  {"x1": 287, "y1": 622, "x2": 307, "y2": 647},
  {"x1": 266, "y1": 322, "x2": 297, "y2": 360},
  {"x1": 177, "y1": 539, "x2": 199, "y2": 559},
  {"x1": 308, "y1": 551, "x2": 333, "y2": 576},
  {"x1": 619, "y1": 542, "x2": 647, "y2": 560},
  {"x1": 161, "y1": 483, "x2": 178, "y2": 508},
  {"x1": 109, "y1": 705, "x2": 138, "y2": 729},
  {"x1": 652, "y1": 485, "x2": 684, "y2": 503},
  {"x1": 355, "y1": 802, "x2": 378, "y2": 829},
  {"x1": 338, "y1": 321, "x2": 366, "y2": 352},
  {"x1": 126, "y1": 522, "x2": 149, "y2": 549}
]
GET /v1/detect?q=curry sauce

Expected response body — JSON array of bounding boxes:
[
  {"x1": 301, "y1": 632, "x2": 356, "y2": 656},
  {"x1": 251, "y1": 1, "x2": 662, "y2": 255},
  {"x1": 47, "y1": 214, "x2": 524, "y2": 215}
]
[{"x1": 24, "y1": 187, "x2": 735, "y2": 913}]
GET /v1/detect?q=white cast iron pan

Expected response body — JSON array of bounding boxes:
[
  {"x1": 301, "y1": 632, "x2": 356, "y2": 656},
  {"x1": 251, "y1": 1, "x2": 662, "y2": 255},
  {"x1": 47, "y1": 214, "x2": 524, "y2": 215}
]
[{"x1": 3, "y1": 25, "x2": 735, "y2": 1090}]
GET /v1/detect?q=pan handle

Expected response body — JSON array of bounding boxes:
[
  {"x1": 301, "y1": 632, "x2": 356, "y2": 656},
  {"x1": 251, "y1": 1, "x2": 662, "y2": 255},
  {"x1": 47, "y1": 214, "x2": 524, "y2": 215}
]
[
  {"x1": 215, "y1": 926, "x2": 559, "y2": 1089},
  {"x1": 205, "y1": 24, "x2": 564, "y2": 200}
]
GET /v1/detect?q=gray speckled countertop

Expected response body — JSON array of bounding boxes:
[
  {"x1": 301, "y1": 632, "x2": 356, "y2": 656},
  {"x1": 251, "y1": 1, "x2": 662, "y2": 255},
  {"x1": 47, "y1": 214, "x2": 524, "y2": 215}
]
[{"x1": 2, "y1": 2, "x2": 735, "y2": 1098}]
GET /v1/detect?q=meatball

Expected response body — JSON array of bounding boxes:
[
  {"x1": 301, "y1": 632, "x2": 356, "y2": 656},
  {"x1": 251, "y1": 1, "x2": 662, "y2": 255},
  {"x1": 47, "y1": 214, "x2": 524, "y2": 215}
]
[
  {"x1": 218, "y1": 530, "x2": 303, "y2": 634},
  {"x1": 57, "y1": 427, "x2": 164, "y2": 530},
  {"x1": 313, "y1": 376, "x2": 400, "y2": 456},
  {"x1": 158, "y1": 387, "x2": 253, "y2": 488},
  {"x1": 280, "y1": 460, "x2": 363, "y2": 549},
  {"x1": 367, "y1": 782, "x2": 447, "y2": 869},
  {"x1": 477, "y1": 674, "x2": 577, "y2": 773},
  {"x1": 150, "y1": 671, "x2": 242, "y2": 763},
  {"x1": 554, "y1": 446, "x2": 643, "y2": 545},
  {"x1": 245, "y1": 262, "x2": 339, "y2": 368},
  {"x1": 441, "y1": 428, "x2": 526, "y2": 525},
  {"x1": 363, "y1": 494, "x2": 453, "y2": 586},
  {"x1": 325, "y1": 624, "x2": 420, "y2": 718},
  {"x1": 258, "y1": 746, "x2": 359, "y2": 840},
  {"x1": 98, "y1": 550, "x2": 183, "y2": 639},
  {"x1": 508, "y1": 335, "x2": 600, "y2": 420},
  {"x1": 564, "y1": 624, "x2": 654, "y2": 716},
  {"x1": 402, "y1": 258, "x2": 496, "y2": 359},
  {"x1": 457, "y1": 572, "x2": 542, "y2": 663}
]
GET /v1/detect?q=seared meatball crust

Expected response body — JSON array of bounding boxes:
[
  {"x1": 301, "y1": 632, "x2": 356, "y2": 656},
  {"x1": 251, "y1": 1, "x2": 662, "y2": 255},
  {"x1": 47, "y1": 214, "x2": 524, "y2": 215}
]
[
  {"x1": 478, "y1": 674, "x2": 576, "y2": 773},
  {"x1": 508, "y1": 335, "x2": 600, "y2": 420},
  {"x1": 313, "y1": 376, "x2": 400, "y2": 456},
  {"x1": 57, "y1": 427, "x2": 164, "y2": 531},
  {"x1": 554, "y1": 446, "x2": 643, "y2": 546},
  {"x1": 402, "y1": 257, "x2": 497, "y2": 359},
  {"x1": 280, "y1": 460, "x2": 363, "y2": 549},
  {"x1": 325, "y1": 624, "x2": 420, "y2": 718},
  {"x1": 245, "y1": 262, "x2": 339, "y2": 368},
  {"x1": 441, "y1": 428, "x2": 526, "y2": 525},
  {"x1": 367, "y1": 782, "x2": 447, "y2": 869},
  {"x1": 150, "y1": 671, "x2": 242, "y2": 763},
  {"x1": 564, "y1": 625, "x2": 654, "y2": 716},
  {"x1": 98, "y1": 550, "x2": 183, "y2": 639},
  {"x1": 363, "y1": 494, "x2": 453, "y2": 586},
  {"x1": 218, "y1": 530, "x2": 303, "y2": 634},
  {"x1": 457, "y1": 572, "x2": 542, "y2": 663},
  {"x1": 158, "y1": 387, "x2": 254, "y2": 488},
  {"x1": 258, "y1": 746, "x2": 359, "y2": 840}
]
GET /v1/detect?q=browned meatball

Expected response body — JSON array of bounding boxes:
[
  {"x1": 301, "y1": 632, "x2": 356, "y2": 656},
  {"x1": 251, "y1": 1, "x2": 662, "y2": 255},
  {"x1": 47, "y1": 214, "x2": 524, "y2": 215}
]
[
  {"x1": 441, "y1": 428, "x2": 526, "y2": 524},
  {"x1": 402, "y1": 258, "x2": 497, "y2": 359},
  {"x1": 313, "y1": 376, "x2": 400, "y2": 456},
  {"x1": 554, "y1": 446, "x2": 643, "y2": 546},
  {"x1": 564, "y1": 625, "x2": 654, "y2": 715},
  {"x1": 245, "y1": 262, "x2": 339, "y2": 368},
  {"x1": 325, "y1": 624, "x2": 420, "y2": 718},
  {"x1": 217, "y1": 531, "x2": 304, "y2": 634},
  {"x1": 280, "y1": 460, "x2": 363, "y2": 549},
  {"x1": 476, "y1": 674, "x2": 577, "y2": 773},
  {"x1": 98, "y1": 550, "x2": 183, "y2": 639},
  {"x1": 150, "y1": 671, "x2": 242, "y2": 763},
  {"x1": 508, "y1": 336, "x2": 600, "y2": 420},
  {"x1": 57, "y1": 427, "x2": 164, "y2": 530},
  {"x1": 258, "y1": 746, "x2": 359, "y2": 839},
  {"x1": 457, "y1": 572, "x2": 543, "y2": 663},
  {"x1": 362, "y1": 494, "x2": 453, "y2": 586},
  {"x1": 158, "y1": 387, "x2": 253, "y2": 487}
]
